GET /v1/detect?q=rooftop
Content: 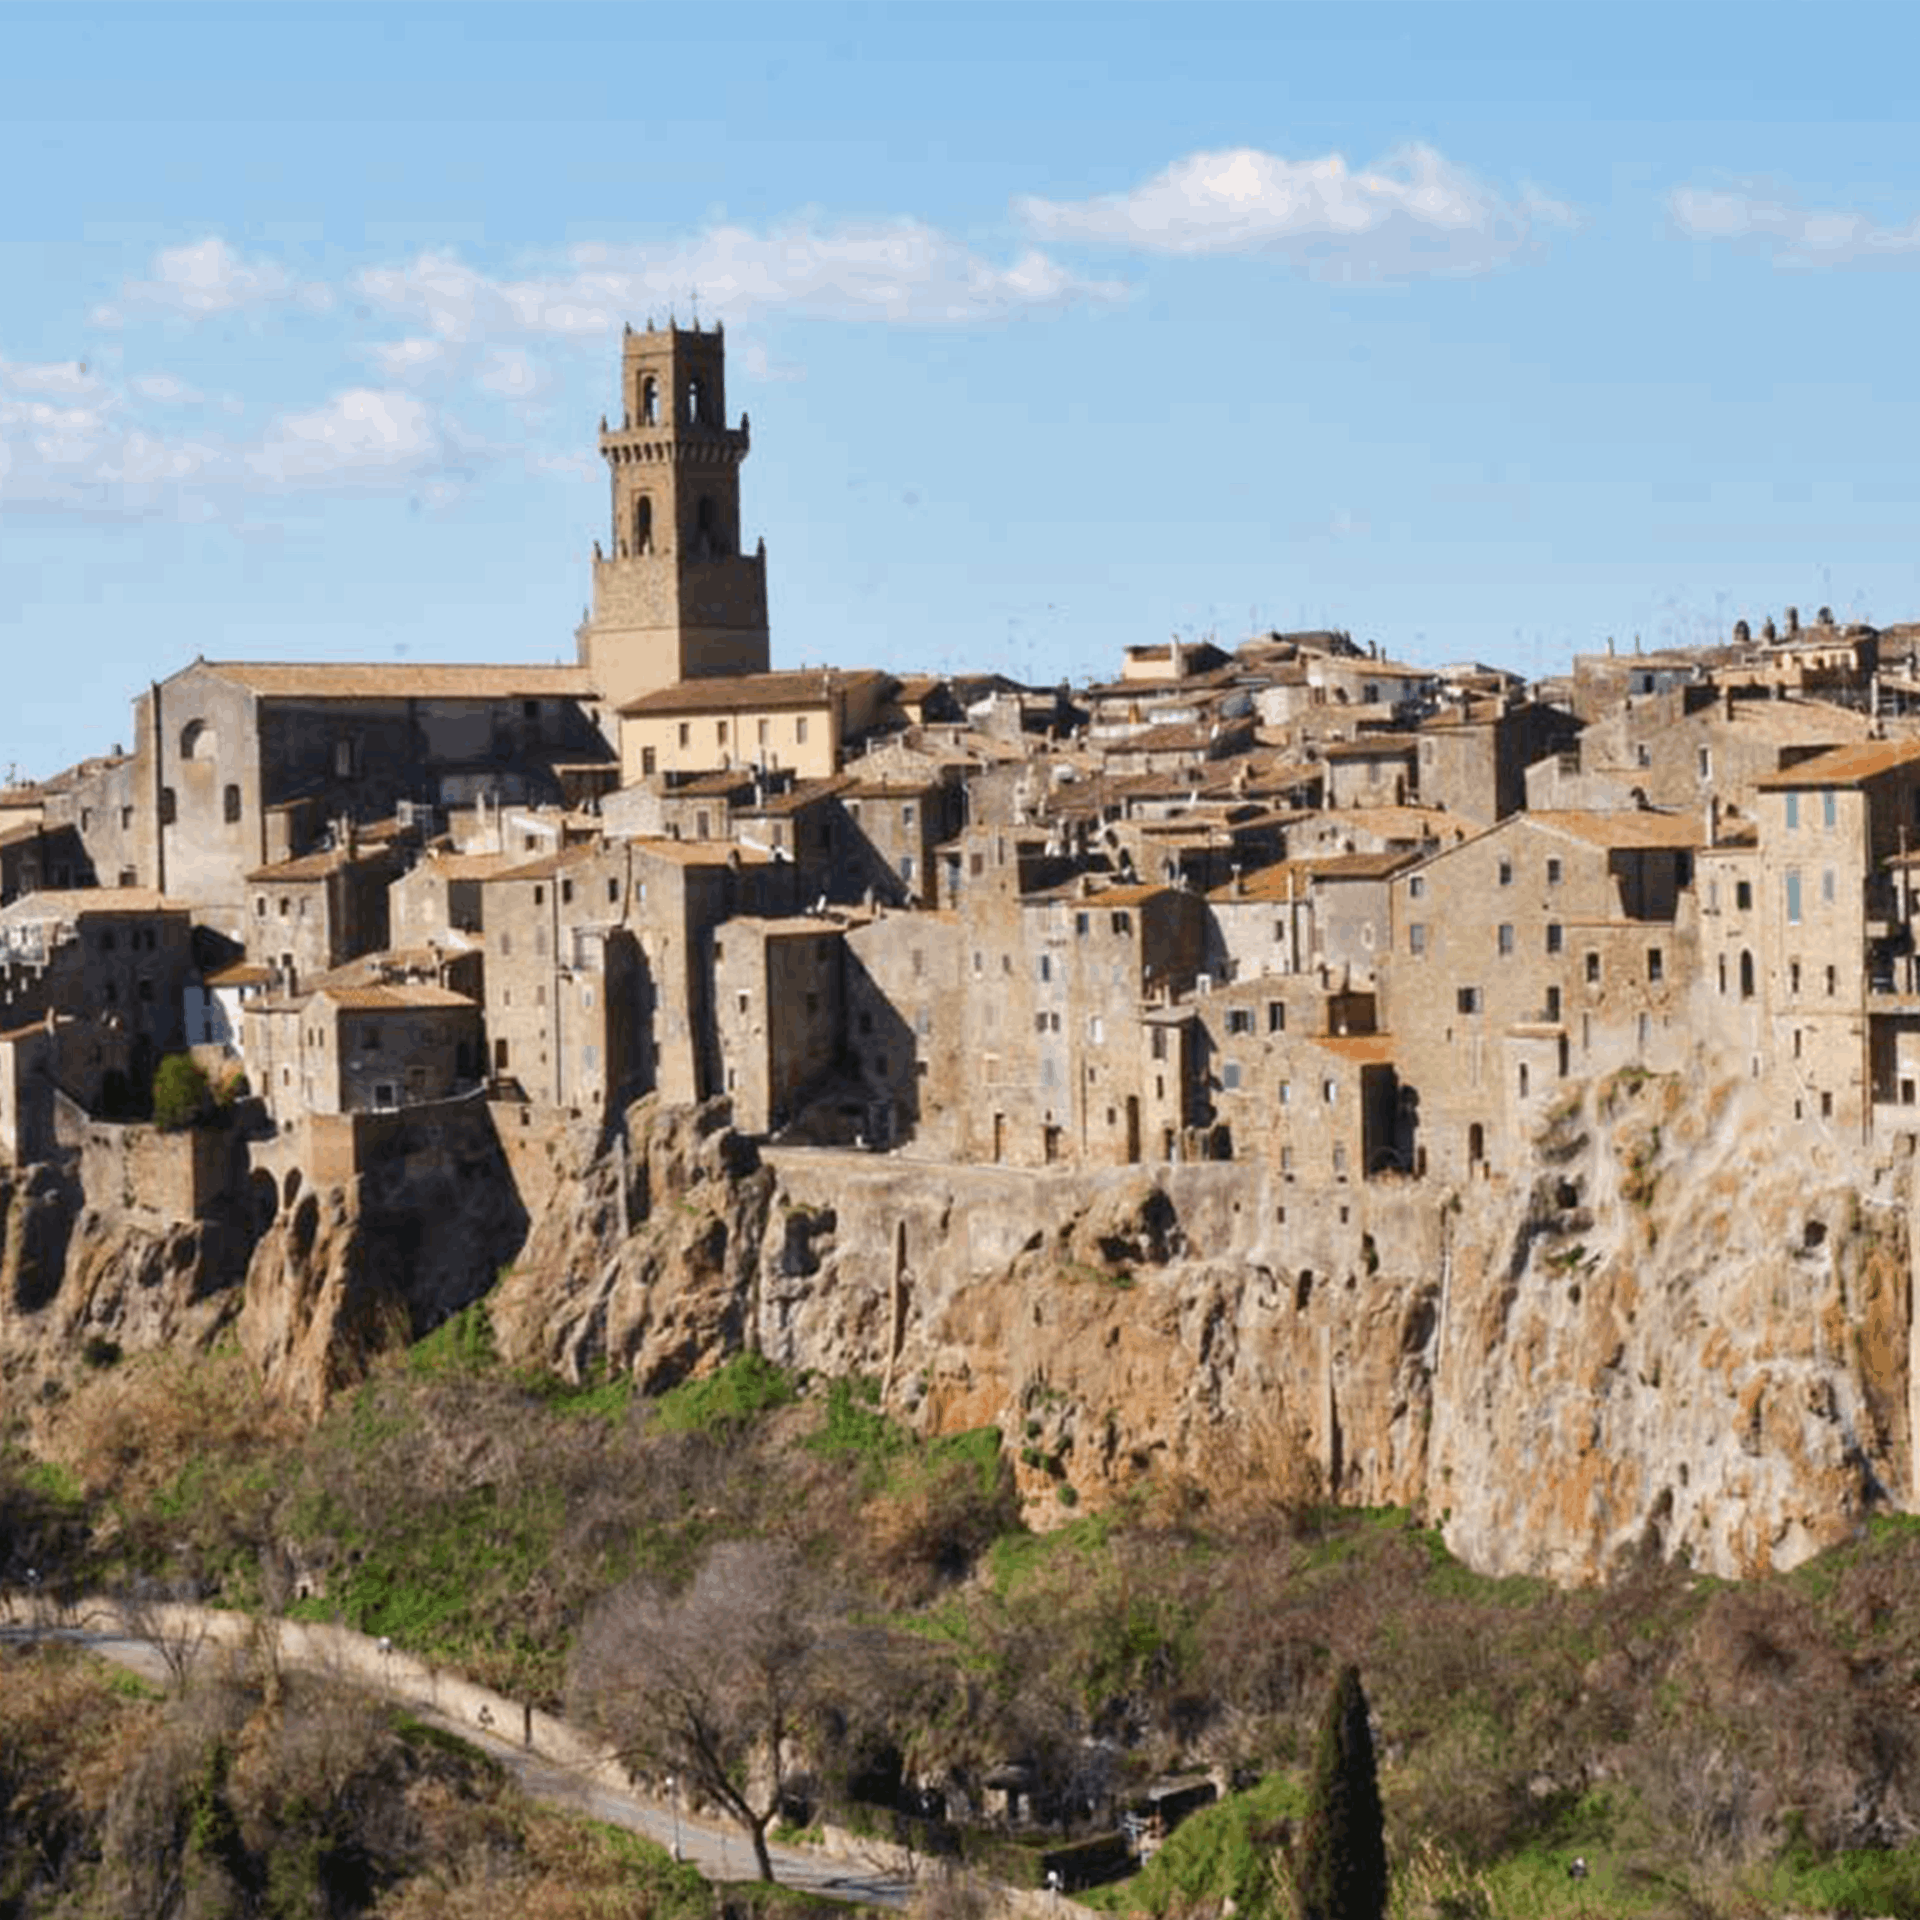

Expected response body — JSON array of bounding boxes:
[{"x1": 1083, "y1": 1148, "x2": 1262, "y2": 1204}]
[
  {"x1": 1755, "y1": 739, "x2": 1920, "y2": 790},
  {"x1": 617, "y1": 667, "x2": 892, "y2": 717},
  {"x1": 197, "y1": 659, "x2": 593, "y2": 700}
]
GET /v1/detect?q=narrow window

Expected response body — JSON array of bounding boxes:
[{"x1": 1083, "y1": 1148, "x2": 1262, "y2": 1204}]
[
  {"x1": 1786, "y1": 792, "x2": 1800, "y2": 830},
  {"x1": 1497, "y1": 923, "x2": 1514, "y2": 956},
  {"x1": 1823, "y1": 790, "x2": 1836, "y2": 829},
  {"x1": 1785, "y1": 870, "x2": 1802, "y2": 925}
]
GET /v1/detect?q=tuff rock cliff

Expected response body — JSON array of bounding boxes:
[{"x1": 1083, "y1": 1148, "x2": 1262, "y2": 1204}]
[{"x1": 4, "y1": 1062, "x2": 1914, "y2": 1584}]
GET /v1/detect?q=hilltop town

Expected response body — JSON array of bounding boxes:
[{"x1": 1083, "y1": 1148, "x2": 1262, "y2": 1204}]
[{"x1": 7, "y1": 320, "x2": 1920, "y2": 1216}]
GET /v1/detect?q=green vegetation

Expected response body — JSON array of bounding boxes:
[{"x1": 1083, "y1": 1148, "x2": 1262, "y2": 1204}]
[
  {"x1": 653, "y1": 1350, "x2": 800, "y2": 1433},
  {"x1": 150, "y1": 1051, "x2": 212, "y2": 1131},
  {"x1": 1294, "y1": 1665, "x2": 1387, "y2": 1920},
  {"x1": 18, "y1": 1336, "x2": 1920, "y2": 1918}
]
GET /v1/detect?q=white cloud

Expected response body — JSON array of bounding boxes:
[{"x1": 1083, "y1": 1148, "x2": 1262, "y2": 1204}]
[
  {"x1": 1017, "y1": 143, "x2": 1574, "y2": 280},
  {"x1": 476, "y1": 346, "x2": 548, "y2": 399},
  {"x1": 0, "y1": 355, "x2": 103, "y2": 398},
  {"x1": 356, "y1": 220, "x2": 1127, "y2": 337},
  {"x1": 367, "y1": 335, "x2": 455, "y2": 381},
  {"x1": 119, "y1": 236, "x2": 332, "y2": 317},
  {"x1": 1670, "y1": 184, "x2": 1920, "y2": 267},
  {"x1": 129, "y1": 372, "x2": 203, "y2": 404},
  {"x1": 248, "y1": 387, "x2": 444, "y2": 487}
]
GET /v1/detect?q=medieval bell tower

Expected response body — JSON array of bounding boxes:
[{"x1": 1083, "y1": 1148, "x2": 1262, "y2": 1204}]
[{"x1": 579, "y1": 321, "x2": 771, "y2": 714}]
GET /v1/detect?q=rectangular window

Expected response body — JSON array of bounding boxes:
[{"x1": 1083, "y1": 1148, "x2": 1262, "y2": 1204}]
[
  {"x1": 677, "y1": 722, "x2": 690, "y2": 748},
  {"x1": 1110, "y1": 910, "x2": 1131, "y2": 934},
  {"x1": 1647, "y1": 947, "x2": 1664, "y2": 983},
  {"x1": 1498, "y1": 860, "x2": 1513, "y2": 886},
  {"x1": 1822, "y1": 867, "x2": 1835, "y2": 904},
  {"x1": 1267, "y1": 1001, "x2": 1285, "y2": 1032},
  {"x1": 717, "y1": 720, "x2": 729, "y2": 747},
  {"x1": 1457, "y1": 986, "x2": 1482, "y2": 1014},
  {"x1": 1227, "y1": 1008, "x2": 1254, "y2": 1034},
  {"x1": 1038, "y1": 955, "x2": 1051, "y2": 982},
  {"x1": 1221, "y1": 1061, "x2": 1241, "y2": 1091},
  {"x1": 1497, "y1": 923, "x2": 1514, "y2": 956},
  {"x1": 1825, "y1": 965, "x2": 1837, "y2": 996},
  {"x1": 1323, "y1": 1079, "x2": 1338, "y2": 1104},
  {"x1": 1736, "y1": 879, "x2": 1751, "y2": 910},
  {"x1": 1823, "y1": 790, "x2": 1836, "y2": 828},
  {"x1": 642, "y1": 746, "x2": 657, "y2": 776},
  {"x1": 1785, "y1": 870, "x2": 1802, "y2": 924},
  {"x1": 1409, "y1": 875, "x2": 1425, "y2": 899},
  {"x1": 1584, "y1": 951, "x2": 1600, "y2": 983},
  {"x1": 1698, "y1": 747, "x2": 1711, "y2": 780},
  {"x1": 1408, "y1": 923, "x2": 1426, "y2": 955},
  {"x1": 1075, "y1": 912, "x2": 1089, "y2": 937},
  {"x1": 795, "y1": 716, "x2": 809, "y2": 744},
  {"x1": 1786, "y1": 792, "x2": 1799, "y2": 830},
  {"x1": 1545, "y1": 923, "x2": 1563, "y2": 955},
  {"x1": 757, "y1": 719, "x2": 770, "y2": 746},
  {"x1": 1546, "y1": 858, "x2": 1562, "y2": 886}
]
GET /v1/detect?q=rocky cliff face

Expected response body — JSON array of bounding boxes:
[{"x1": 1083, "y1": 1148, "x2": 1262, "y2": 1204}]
[
  {"x1": 0, "y1": 1158, "x2": 255, "y2": 1395},
  {"x1": 10, "y1": 1063, "x2": 1914, "y2": 1586},
  {"x1": 491, "y1": 1072, "x2": 1917, "y2": 1585}
]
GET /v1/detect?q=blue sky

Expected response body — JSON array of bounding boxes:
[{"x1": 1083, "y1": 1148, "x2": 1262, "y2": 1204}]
[{"x1": 6, "y1": 1, "x2": 1920, "y2": 778}]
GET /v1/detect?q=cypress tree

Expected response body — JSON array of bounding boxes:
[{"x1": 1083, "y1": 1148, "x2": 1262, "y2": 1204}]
[{"x1": 1293, "y1": 1664, "x2": 1387, "y2": 1920}]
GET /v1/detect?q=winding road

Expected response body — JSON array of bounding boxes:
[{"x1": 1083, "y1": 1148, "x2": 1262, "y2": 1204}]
[{"x1": 1, "y1": 1611, "x2": 918, "y2": 1909}]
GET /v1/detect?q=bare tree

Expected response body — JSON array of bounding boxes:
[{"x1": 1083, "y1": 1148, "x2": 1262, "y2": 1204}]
[
  {"x1": 114, "y1": 1581, "x2": 213, "y2": 1695},
  {"x1": 570, "y1": 1538, "x2": 859, "y2": 1882}
]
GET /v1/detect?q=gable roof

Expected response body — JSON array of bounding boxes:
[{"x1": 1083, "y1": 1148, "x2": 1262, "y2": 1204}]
[
  {"x1": 198, "y1": 660, "x2": 593, "y2": 700},
  {"x1": 1755, "y1": 739, "x2": 1920, "y2": 790},
  {"x1": 617, "y1": 668, "x2": 893, "y2": 717}
]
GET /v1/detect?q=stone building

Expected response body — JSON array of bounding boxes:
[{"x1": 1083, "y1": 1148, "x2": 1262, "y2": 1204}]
[
  {"x1": 122, "y1": 659, "x2": 603, "y2": 934},
  {"x1": 1386, "y1": 810, "x2": 1702, "y2": 1181},
  {"x1": 615, "y1": 667, "x2": 896, "y2": 785},
  {"x1": 0, "y1": 889, "x2": 193, "y2": 1090},
  {"x1": 1414, "y1": 698, "x2": 1581, "y2": 826},
  {"x1": 244, "y1": 837, "x2": 406, "y2": 986},
  {"x1": 248, "y1": 981, "x2": 483, "y2": 1125},
  {"x1": 1739, "y1": 740, "x2": 1920, "y2": 1136},
  {"x1": 579, "y1": 321, "x2": 771, "y2": 717},
  {"x1": 1524, "y1": 684, "x2": 1873, "y2": 820},
  {"x1": 711, "y1": 916, "x2": 846, "y2": 1136}
]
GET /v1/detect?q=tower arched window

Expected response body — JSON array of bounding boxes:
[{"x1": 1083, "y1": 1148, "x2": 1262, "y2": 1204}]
[
  {"x1": 180, "y1": 718, "x2": 214, "y2": 760},
  {"x1": 686, "y1": 377, "x2": 703, "y2": 424},
  {"x1": 634, "y1": 495, "x2": 653, "y2": 555},
  {"x1": 696, "y1": 495, "x2": 718, "y2": 558},
  {"x1": 640, "y1": 376, "x2": 659, "y2": 426}
]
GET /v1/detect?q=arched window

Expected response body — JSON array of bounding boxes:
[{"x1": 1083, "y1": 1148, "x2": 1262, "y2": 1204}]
[
  {"x1": 686, "y1": 376, "x2": 703, "y2": 424},
  {"x1": 1739, "y1": 950, "x2": 1756, "y2": 1000},
  {"x1": 634, "y1": 495, "x2": 653, "y2": 555},
  {"x1": 223, "y1": 783, "x2": 242, "y2": 824},
  {"x1": 180, "y1": 718, "x2": 214, "y2": 760},
  {"x1": 640, "y1": 376, "x2": 659, "y2": 426},
  {"x1": 1467, "y1": 1122, "x2": 1485, "y2": 1165},
  {"x1": 159, "y1": 786, "x2": 177, "y2": 826}
]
